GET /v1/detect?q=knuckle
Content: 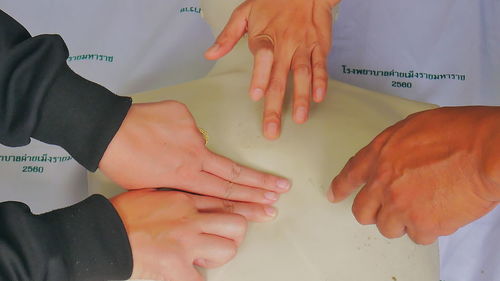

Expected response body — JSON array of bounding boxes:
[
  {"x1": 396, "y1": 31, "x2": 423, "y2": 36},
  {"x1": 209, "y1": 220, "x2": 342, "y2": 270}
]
[
  {"x1": 222, "y1": 242, "x2": 239, "y2": 262},
  {"x1": 414, "y1": 236, "x2": 436, "y2": 245},
  {"x1": 222, "y1": 199, "x2": 236, "y2": 213},
  {"x1": 293, "y1": 63, "x2": 312, "y2": 76},
  {"x1": 264, "y1": 110, "x2": 281, "y2": 124},
  {"x1": 312, "y1": 60, "x2": 326, "y2": 70},
  {"x1": 169, "y1": 100, "x2": 189, "y2": 111},
  {"x1": 223, "y1": 182, "x2": 235, "y2": 200},
  {"x1": 352, "y1": 207, "x2": 374, "y2": 225},
  {"x1": 229, "y1": 163, "x2": 242, "y2": 180}
]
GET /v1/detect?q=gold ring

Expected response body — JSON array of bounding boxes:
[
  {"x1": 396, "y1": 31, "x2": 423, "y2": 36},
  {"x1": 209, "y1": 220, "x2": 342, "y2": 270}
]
[{"x1": 199, "y1": 128, "x2": 209, "y2": 145}]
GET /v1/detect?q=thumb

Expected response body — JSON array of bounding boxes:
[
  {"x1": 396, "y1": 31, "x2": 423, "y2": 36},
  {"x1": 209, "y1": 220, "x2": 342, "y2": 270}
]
[{"x1": 204, "y1": 3, "x2": 251, "y2": 60}]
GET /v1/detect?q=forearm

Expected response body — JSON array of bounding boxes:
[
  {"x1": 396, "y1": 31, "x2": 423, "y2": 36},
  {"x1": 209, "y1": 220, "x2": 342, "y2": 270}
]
[
  {"x1": 0, "y1": 195, "x2": 132, "y2": 281},
  {"x1": 0, "y1": 9, "x2": 131, "y2": 171}
]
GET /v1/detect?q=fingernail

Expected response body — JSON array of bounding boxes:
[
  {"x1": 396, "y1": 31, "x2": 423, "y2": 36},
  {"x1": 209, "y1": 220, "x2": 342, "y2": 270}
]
[
  {"x1": 264, "y1": 206, "x2": 277, "y2": 217},
  {"x1": 265, "y1": 122, "x2": 279, "y2": 139},
  {"x1": 314, "y1": 88, "x2": 325, "y2": 102},
  {"x1": 295, "y1": 106, "x2": 308, "y2": 123},
  {"x1": 276, "y1": 179, "x2": 290, "y2": 191},
  {"x1": 264, "y1": 192, "x2": 279, "y2": 201},
  {"x1": 250, "y1": 88, "x2": 264, "y2": 101},
  {"x1": 207, "y1": 43, "x2": 220, "y2": 54},
  {"x1": 327, "y1": 188, "x2": 335, "y2": 202}
]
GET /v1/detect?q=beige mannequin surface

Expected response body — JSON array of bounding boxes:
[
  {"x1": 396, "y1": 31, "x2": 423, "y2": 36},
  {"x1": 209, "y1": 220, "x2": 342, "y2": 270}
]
[{"x1": 89, "y1": 0, "x2": 439, "y2": 280}]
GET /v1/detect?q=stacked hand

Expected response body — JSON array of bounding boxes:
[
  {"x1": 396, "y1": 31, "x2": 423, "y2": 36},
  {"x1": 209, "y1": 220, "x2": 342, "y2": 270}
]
[
  {"x1": 205, "y1": 0, "x2": 339, "y2": 140},
  {"x1": 99, "y1": 101, "x2": 291, "y2": 280},
  {"x1": 329, "y1": 107, "x2": 500, "y2": 244},
  {"x1": 111, "y1": 189, "x2": 248, "y2": 281}
]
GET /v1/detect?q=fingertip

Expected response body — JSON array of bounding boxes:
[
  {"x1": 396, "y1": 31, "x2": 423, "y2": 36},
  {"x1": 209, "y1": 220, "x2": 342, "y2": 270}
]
[
  {"x1": 327, "y1": 188, "x2": 335, "y2": 202},
  {"x1": 250, "y1": 88, "x2": 264, "y2": 101},
  {"x1": 276, "y1": 178, "x2": 291, "y2": 192},
  {"x1": 313, "y1": 88, "x2": 325, "y2": 103},
  {"x1": 204, "y1": 43, "x2": 221, "y2": 60},
  {"x1": 264, "y1": 206, "x2": 278, "y2": 219},
  {"x1": 264, "y1": 121, "x2": 280, "y2": 140},
  {"x1": 293, "y1": 106, "x2": 309, "y2": 124}
]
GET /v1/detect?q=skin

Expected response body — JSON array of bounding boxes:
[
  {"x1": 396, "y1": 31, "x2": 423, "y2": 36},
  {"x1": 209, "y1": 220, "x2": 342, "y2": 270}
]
[
  {"x1": 329, "y1": 106, "x2": 500, "y2": 245},
  {"x1": 99, "y1": 101, "x2": 290, "y2": 221},
  {"x1": 205, "y1": 0, "x2": 339, "y2": 140},
  {"x1": 111, "y1": 189, "x2": 249, "y2": 281}
]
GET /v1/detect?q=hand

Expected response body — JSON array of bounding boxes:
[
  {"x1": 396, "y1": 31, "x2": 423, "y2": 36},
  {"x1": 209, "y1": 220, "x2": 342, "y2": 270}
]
[
  {"x1": 328, "y1": 107, "x2": 500, "y2": 245},
  {"x1": 205, "y1": 0, "x2": 339, "y2": 139},
  {"x1": 99, "y1": 101, "x2": 290, "y2": 211},
  {"x1": 111, "y1": 189, "x2": 248, "y2": 281}
]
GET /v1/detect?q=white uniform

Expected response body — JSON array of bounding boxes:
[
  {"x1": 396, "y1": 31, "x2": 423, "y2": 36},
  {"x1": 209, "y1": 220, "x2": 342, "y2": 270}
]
[
  {"x1": 0, "y1": 0, "x2": 214, "y2": 212},
  {"x1": 329, "y1": 0, "x2": 500, "y2": 280}
]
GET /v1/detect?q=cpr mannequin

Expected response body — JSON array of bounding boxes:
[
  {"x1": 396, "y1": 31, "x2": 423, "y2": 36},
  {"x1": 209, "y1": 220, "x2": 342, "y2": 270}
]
[{"x1": 89, "y1": 0, "x2": 439, "y2": 280}]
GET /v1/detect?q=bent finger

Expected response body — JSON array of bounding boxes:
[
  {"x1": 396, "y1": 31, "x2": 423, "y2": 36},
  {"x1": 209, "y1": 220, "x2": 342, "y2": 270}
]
[
  {"x1": 329, "y1": 145, "x2": 377, "y2": 203},
  {"x1": 204, "y1": 3, "x2": 251, "y2": 60},
  {"x1": 376, "y1": 206, "x2": 406, "y2": 239},
  {"x1": 351, "y1": 184, "x2": 382, "y2": 225},
  {"x1": 195, "y1": 213, "x2": 247, "y2": 244},
  {"x1": 193, "y1": 235, "x2": 238, "y2": 269}
]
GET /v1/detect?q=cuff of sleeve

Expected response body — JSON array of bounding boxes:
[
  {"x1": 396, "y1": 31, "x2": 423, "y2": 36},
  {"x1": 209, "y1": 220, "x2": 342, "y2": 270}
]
[
  {"x1": 32, "y1": 64, "x2": 131, "y2": 171},
  {"x1": 39, "y1": 194, "x2": 133, "y2": 281}
]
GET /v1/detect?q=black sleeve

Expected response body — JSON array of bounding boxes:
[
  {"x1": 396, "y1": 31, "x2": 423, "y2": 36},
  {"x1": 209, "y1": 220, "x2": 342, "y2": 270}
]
[
  {"x1": 0, "y1": 195, "x2": 133, "y2": 281},
  {"x1": 0, "y1": 9, "x2": 132, "y2": 171}
]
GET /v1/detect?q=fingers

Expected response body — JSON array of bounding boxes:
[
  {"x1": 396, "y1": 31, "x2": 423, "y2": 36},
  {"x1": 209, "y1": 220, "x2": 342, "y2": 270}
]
[
  {"x1": 291, "y1": 47, "x2": 312, "y2": 124},
  {"x1": 202, "y1": 151, "x2": 291, "y2": 193},
  {"x1": 204, "y1": 3, "x2": 251, "y2": 60},
  {"x1": 248, "y1": 36, "x2": 274, "y2": 101},
  {"x1": 189, "y1": 172, "x2": 280, "y2": 204},
  {"x1": 190, "y1": 193, "x2": 277, "y2": 222},
  {"x1": 328, "y1": 145, "x2": 377, "y2": 203},
  {"x1": 351, "y1": 185, "x2": 381, "y2": 225},
  {"x1": 406, "y1": 227, "x2": 438, "y2": 245},
  {"x1": 375, "y1": 207, "x2": 406, "y2": 239},
  {"x1": 193, "y1": 235, "x2": 238, "y2": 269},
  {"x1": 262, "y1": 50, "x2": 293, "y2": 140},
  {"x1": 195, "y1": 213, "x2": 247, "y2": 245},
  {"x1": 311, "y1": 45, "x2": 328, "y2": 103},
  {"x1": 328, "y1": 125, "x2": 396, "y2": 203}
]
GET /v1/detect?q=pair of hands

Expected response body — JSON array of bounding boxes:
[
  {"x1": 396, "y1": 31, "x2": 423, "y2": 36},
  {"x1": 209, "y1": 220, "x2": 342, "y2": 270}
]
[{"x1": 99, "y1": 101, "x2": 290, "y2": 281}]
